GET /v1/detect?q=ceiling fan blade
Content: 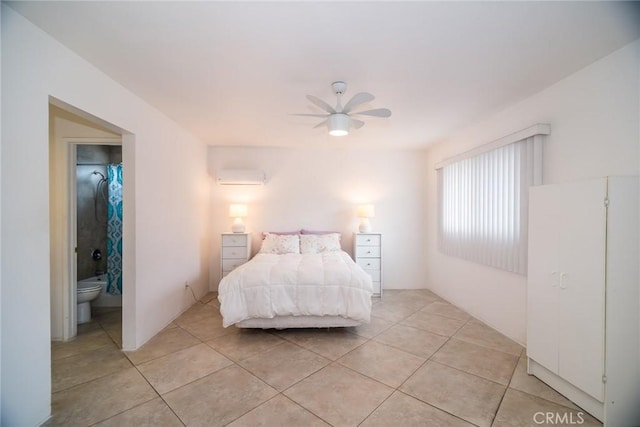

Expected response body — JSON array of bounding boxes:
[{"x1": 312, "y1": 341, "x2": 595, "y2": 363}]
[
  {"x1": 290, "y1": 113, "x2": 329, "y2": 117},
  {"x1": 351, "y1": 108, "x2": 392, "y2": 118},
  {"x1": 313, "y1": 119, "x2": 329, "y2": 129},
  {"x1": 343, "y1": 92, "x2": 375, "y2": 113},
  {"x1": 350, "y1": 118, "x2": 365, "y2": 129},
  {"x1": 306, "y1": 95, "x2": 336, "y2": 114}
]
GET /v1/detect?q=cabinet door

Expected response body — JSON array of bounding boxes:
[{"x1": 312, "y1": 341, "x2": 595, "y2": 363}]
[
  {"x1": 557, "y1": 179, "x2": 606, "y2": 401},
  {"x1": 527, "y1": 185, "x2": 562, "y2": 373}
]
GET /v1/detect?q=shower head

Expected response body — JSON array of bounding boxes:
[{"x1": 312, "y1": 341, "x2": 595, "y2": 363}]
[{"x1": 92, "y1": 171, "x2": 106, "y2": 180}]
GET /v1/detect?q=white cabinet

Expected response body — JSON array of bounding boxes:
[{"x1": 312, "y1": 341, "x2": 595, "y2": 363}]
[
  {"x1": 527, "y1": 176, "x2": 639, "y2": 425},
  {"x1": 220, "y1": 233, "x2": 251, "y2": 280},
  {"x1": 353, "y1": 233, "x2": 382, "y2": 297}
]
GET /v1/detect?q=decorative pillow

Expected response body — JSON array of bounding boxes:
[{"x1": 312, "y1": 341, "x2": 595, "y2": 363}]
[
  {"x1": 301, "y1": 229, "x2": 340, "y2": 235},
  {"x1": 259, "y1": 233, "x2": 300, "y2": 254},
  {"x1": 261, "y1": 230, "x2": 301, "y2": 240},
  {"x1": 300, "y1": 233, "x2": 341, "y2": 254}
]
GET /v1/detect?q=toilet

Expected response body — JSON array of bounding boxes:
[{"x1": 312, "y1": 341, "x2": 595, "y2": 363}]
[{"x1": 77, "y1": 275, "x2": 105, "y2": 324}]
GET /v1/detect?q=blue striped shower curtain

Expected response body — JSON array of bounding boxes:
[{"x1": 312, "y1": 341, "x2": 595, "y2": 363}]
[{"x1": 107, "y1": 164, "x2": 123, "y2": 295}]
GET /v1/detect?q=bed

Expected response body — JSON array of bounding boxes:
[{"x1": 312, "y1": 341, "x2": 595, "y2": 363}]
[{"x1": 218, "y1": 232, "x2": 373, "y2": 328}]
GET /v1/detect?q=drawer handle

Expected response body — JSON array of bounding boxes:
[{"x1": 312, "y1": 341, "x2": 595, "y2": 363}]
[
  {"x1": 559, "y1": 273, "x2": 567, "y2": 290},
  {"x1": 366, "y1": 239, "x2": 371, "y2": 242},
  {"x1": 366, "y1": 250, "x2": 371, "y2": 254},
  {"x1": 366, "y1": 263, "x2": 371, "y2": 266}
]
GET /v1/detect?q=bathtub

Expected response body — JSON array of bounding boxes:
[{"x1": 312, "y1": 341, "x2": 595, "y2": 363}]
[{"x1": 80, "y1": 274, "x2": 122, "y2": 307}]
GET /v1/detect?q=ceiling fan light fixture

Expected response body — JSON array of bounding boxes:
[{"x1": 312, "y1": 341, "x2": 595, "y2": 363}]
[
  {"x1": 328, "y1": 113, "x2": 350, "y2": 136},
  {"x1": 293, "y1": 81, "x2": 391, "y2": 136}
]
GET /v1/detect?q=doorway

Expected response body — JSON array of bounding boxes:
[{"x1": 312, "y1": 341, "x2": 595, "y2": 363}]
[
  {"x1": 74, "y1": 144, "x2": 123, "y2": 330},
  {"x1": 49, "y1": 100, "x2": 129, "y2": 344}
]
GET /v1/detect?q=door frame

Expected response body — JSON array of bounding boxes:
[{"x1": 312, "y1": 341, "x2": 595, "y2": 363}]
[
  {"x1": 61, "y1": 138, "x2": 122, "y2": 340},
  {"x1": 49, "y1": 96, "x2": 137, "y2": 350}
]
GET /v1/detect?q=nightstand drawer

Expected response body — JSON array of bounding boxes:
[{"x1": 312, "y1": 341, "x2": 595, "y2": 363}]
[
  {"x1": 222, "y1": 246, "x2": 248, "y2": 258},
  {"x1": 356, "y1": 246, "x2": 381, "y2": 258},
  {"x1": 355, "y1": 234, "x2": 381, "y2": 246},
  {"x1": 364, "y1": 269, "x2": 381, "y2": 282},
  {"x1": 220, "y1": 232, "x2": 252, "y2": 282},
  {"x1": 222, "y1": 234, "x2": 249, "y2": 247},
  {"x1": 222, "y1": 259, "x2": 248, "y2": 271},
  {"x1": 357, "y1": 258, "x2": 380, "y2": 270}
]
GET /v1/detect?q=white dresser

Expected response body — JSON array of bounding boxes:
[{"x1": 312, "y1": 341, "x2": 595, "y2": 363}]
[
  {"x1": 220, "y1": 233, "x2": 252, "y2": 280},
  {"x1": 353, "y1": 233, "x2": 382, "y2": 297}
]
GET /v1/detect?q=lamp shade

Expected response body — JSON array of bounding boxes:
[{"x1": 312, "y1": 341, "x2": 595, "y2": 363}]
[
  {"x1": 356, "y1": 204, "x2": 375, "y2": 218},
  {"x1": 328, "y1": 114, "x2": 350, "y2": 136},
  {"x1": 229, "y1": 204, "x2": 247, "y2": 218}
]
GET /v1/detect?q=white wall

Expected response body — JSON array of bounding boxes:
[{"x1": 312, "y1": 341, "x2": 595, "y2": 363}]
[
  {"x1": 424, "y1": 40, "x2": 640, "y2": 345},
  {"x1": 1, "y1": 6, "x2": 210, "y2": 426},
  {"x1": 208, "y1": 146, "x2": 427, "y2": 292}
]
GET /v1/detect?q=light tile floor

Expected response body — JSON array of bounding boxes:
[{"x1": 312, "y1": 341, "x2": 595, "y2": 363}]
[{"x1": 47, "y1": 290, "x2": 601, "y2": 426}]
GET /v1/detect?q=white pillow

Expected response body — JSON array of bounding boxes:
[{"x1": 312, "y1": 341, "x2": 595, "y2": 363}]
[
  {"x1": 300, "y1": 233, "x2": 341, "y2": 254},
  {"x1": 259, "y1": 233, "x2": 300, "y2": 254}
]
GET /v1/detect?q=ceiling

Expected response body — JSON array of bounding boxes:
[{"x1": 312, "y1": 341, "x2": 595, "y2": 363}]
[{"x1": 7, "y1": 1, "x2": 640, "y2": 149}]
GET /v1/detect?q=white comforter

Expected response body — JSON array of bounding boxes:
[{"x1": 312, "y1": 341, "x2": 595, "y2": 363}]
[{"x1": 218, "y1": 251, "x2": 373, "y2": 327}]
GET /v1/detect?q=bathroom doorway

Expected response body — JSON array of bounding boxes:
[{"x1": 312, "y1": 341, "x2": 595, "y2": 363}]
[
  {"x1": 75, "y1": 144, "x2": 123, "y2": 322},
  {"x1": 63, "y1": 142, "x2": 123, "y2": 344},
  {"x1": 49, "y1": 101, "x2": 128, "y2": 345}
]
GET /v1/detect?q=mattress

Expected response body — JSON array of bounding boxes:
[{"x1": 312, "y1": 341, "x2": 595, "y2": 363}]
[{"x1": 218, "y1": 250, "x2": 373, "y2": 328}]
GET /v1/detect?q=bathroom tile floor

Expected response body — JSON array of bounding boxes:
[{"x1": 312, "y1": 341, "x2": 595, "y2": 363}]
[{"x1": 47, "y1": 291, "x2": 601, "y2": 426}]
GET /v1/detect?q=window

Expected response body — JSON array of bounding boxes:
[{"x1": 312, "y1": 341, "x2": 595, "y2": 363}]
[{"x1": 436, "y1": 125, "x2": 547, "y2": 274}]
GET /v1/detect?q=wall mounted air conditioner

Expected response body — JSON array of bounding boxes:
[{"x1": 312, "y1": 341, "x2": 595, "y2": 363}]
[{"x1": 216, "y1": 169, "x2": 266, "y2": 185}]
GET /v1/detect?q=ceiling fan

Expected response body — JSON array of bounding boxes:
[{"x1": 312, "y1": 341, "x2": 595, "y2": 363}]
[{"x1": 293, "y1": 81, "x2": 391, "y2": 136}]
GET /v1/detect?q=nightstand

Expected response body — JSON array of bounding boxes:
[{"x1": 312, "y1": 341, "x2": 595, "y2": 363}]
[
  {"x1": 220, "y1": 233, "x2": 252, "y2": 280},
  {"x1": 353, "y1": 232, "x2": 382, "y2": 297}
]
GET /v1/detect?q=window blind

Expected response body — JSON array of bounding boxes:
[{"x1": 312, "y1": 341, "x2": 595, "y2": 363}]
[{"x1": 437, "y1": 133, "x2": 544, "y2": 275}]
